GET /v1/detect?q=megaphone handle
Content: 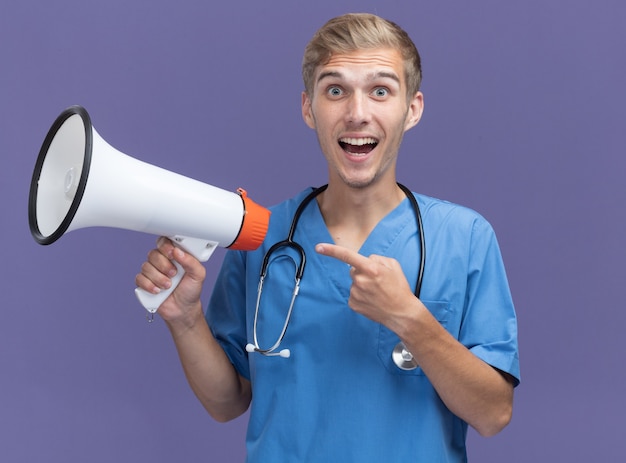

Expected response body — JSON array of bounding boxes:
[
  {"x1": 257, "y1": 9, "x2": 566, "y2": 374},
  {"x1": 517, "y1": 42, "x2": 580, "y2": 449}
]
[
  {"x1": 134, "y1": 236, "x2": 219, "y2": 317},
  {"x1": 135, "y1": 259, "x2": 185, "y2": 314}
]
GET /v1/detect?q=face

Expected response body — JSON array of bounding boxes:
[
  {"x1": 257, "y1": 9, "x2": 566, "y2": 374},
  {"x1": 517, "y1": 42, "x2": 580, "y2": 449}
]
[{"x1": 302, "y1": 48, "x2": 424, "y2": 190}]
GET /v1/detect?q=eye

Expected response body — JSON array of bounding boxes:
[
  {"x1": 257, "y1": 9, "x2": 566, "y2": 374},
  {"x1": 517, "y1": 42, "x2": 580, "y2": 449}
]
[
  {"x1": 373, "y1": 87, "x2": 389, "y2": 98},
  {"x1": 327, "y1": 86, "x2": 343, "y2": 97}
]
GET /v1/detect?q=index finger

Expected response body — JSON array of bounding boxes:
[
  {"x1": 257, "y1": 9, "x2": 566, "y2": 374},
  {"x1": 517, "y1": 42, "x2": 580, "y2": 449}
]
[{"x1": 315, "y1": 243, "x2": 370, "y2": 269}]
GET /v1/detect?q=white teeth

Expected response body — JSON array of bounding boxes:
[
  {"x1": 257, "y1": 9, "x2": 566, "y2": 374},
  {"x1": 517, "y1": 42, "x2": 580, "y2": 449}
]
[{"x1": 339, "y1": 137, "x2": 377, "y2": 146}]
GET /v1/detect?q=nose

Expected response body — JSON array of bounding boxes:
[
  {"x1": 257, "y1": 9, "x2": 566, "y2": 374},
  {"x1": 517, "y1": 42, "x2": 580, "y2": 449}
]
[{"x1": 346, "y1": 92, "x2": 371, "y2": 125}]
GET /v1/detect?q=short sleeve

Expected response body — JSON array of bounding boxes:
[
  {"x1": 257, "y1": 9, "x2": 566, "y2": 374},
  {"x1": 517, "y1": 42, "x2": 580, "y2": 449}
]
[
  {"x1": 461, "y1": 218, "x2": 520, "y2": 385},
  {"x1": 205, "y1": 250, "x2": 251, "y2": 380}
]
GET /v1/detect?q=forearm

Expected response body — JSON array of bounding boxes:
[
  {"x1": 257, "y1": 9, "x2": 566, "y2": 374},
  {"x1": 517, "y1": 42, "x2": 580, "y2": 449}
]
[
  {"x1": 166, "y1": 307, "x2": 251, "y2": 422},
  {"x1": 392, "y1": 299, "x2": 514, "y2": 437}
]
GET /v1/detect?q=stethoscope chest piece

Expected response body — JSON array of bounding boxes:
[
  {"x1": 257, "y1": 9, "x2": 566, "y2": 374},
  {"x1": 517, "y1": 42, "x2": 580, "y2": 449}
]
[{"x1": 392, "y1": 342, "x2": 419, "y2": 370}]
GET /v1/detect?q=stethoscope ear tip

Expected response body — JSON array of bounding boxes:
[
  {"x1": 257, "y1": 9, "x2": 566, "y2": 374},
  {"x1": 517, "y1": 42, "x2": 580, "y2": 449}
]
[
  {"x1": 245, "y1": 343, "x2": 291, "y2": 358},
  {"x1": 246, "y1": 342, "x2": 291, "y2": 359}
]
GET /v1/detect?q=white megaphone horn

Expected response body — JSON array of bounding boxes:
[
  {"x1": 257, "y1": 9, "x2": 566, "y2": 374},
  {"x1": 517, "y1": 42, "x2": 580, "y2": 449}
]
[{"x1": 28, "y1": 105, "x2": 270, "y2": 316}]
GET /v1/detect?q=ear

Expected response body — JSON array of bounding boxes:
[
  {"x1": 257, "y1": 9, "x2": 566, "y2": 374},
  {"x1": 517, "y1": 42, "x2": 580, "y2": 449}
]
[
  {"x1": 404, "y1": 91, "x2": 424, "y2": 132},
  {"x1": 301, "y1": 91, "x2": 316, "y2": 129}
]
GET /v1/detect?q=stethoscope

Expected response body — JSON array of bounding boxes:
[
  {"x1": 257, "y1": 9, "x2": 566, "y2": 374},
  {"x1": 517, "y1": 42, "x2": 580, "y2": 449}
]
[{"x1": 245, "y1": 183, "x2": 425, "y2": 370}]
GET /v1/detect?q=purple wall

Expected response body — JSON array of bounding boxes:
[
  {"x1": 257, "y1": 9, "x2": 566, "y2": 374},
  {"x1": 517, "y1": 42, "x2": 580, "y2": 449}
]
[{"x1": 2, "y1": 1, "x2": 624, "y2": 461}]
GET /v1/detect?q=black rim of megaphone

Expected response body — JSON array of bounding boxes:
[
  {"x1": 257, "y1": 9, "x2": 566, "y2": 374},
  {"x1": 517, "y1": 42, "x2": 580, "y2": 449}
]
[{"x1": 28, "y1": 105, "x2": 93, "y2": 245}]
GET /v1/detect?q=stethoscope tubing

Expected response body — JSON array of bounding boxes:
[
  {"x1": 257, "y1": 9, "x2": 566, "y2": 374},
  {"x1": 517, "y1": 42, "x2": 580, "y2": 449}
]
[
  {"x1": 397, "y1": 183, "x2": 425, "y2": 298},
  {"x1": 246, "y1": 183, "x2": 425, "y2": 365}
]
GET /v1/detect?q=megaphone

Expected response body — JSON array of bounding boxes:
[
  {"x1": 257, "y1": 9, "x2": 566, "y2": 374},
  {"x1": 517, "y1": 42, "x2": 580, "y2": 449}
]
[{"x1": 29, "y1": 105, "x2": 270, "y2": 315}]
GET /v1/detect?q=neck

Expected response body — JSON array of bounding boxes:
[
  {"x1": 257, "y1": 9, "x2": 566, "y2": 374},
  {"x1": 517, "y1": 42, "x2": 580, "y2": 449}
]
[{"x1": 316, "y1": 180, "x2": 405, "y2": 251}]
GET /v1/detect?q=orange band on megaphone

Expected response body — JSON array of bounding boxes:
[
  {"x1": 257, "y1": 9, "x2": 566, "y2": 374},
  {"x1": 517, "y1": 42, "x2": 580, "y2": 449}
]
[{"x1": 228, "y1": 188, "x2": 271, "y2": 250}]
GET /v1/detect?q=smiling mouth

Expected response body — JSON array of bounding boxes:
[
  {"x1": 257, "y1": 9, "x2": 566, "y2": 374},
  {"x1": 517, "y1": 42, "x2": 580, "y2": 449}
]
[{"x1": 339, "y1": 137, "x2": 378, "y2": 155}]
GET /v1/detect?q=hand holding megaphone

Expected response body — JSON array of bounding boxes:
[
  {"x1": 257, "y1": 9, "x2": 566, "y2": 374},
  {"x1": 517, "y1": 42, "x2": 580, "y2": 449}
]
[
  {"x1": 135, "y1": 235, "x2": 217, "y2": 314},
  {"x1": 29, "y1": 106, "x2": 270, "y2": 316},
  {"x1": 135, "y1": 235, "x2": 210, "y2": 318}
]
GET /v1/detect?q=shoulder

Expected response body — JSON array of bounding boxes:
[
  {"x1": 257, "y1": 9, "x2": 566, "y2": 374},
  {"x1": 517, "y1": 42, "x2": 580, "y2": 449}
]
[
  {"x1": 267, "y1": 187, "x2": 321, "y2": 226},
  {"x1": 414, "y1": 192, "x2": 493, "y2": 232}
]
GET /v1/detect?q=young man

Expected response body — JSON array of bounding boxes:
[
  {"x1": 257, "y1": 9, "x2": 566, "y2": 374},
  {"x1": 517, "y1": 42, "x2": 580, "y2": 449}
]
[{"x1": 136, "y1": 13, "x2": 520, "y2": 462}]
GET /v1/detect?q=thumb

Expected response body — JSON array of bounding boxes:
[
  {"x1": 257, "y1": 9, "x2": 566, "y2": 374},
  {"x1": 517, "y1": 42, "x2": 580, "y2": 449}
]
[{"x1": 171, "y1": 246, "x2": 206, "y2": 284}]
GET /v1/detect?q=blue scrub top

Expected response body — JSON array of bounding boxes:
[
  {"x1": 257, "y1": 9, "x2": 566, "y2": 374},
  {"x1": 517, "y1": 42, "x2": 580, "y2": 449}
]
[{"x1": 207, "y1": 188, "x2": 520, "y2": 462}]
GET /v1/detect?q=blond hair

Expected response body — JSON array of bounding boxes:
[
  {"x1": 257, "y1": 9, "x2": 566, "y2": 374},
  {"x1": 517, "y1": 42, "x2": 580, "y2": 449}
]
[{"x1": 302, "y1": 13, "x2": 422, "y2": 99}]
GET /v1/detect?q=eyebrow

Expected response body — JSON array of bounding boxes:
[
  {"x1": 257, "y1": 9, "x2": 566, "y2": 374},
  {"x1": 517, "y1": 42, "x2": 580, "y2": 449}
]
[{"x1": 316, "y1": 70, "x2": 401, "y2": 85}]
